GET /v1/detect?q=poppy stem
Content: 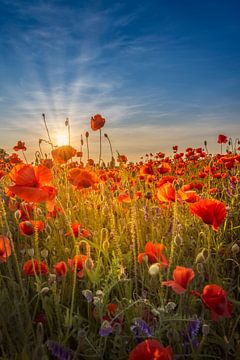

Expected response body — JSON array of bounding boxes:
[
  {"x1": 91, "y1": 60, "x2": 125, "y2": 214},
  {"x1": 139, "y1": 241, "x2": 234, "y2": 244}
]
[
  {"x1": 22, "y1": 150, "x2": 28, "y2": 164},
  {"x1": 99, "y1": 128, "x2": 102, "y2": 166},
  {"x1": 42, "y1": 113, "x2": 53, "y2": 149},
  {"x1": 86, "y1": 136, "x2": 89, "y2": 161},
  {"x1": 105, "y1": 134, "x2": 114, "y2": 159}
]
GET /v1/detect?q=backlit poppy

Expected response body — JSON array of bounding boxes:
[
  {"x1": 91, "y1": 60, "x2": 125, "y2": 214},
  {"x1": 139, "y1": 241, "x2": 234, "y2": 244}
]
[
  {"x1": 52, "y1": 145, "x2": 77, "y2": 164},
  {"x1": 68, "y1": 168, "x2": 98, "y2": 190},
  {"x1": 23, "y1": 259, "x2": 48, "y2": 276},
  {"x1": 138, "y1": 242, "x2": 168, "y2": 268},
  {"x1": 54, "y1": 261, "x2": 68, "y2": 277},
  {"x1": 13, "y1": 141, "x2": 26, "y2": 151},
  {"x1": 65, "y1": 223, "x2": 91, "y2": 238},
  {"x1": 19, "y1": 220, "x2": 45, "y2": 236},
  {"x1": 190, "y1": 199, "x2": 226, "y2": 231},
  {"x1": 128, "y1": 339, "x2": 173, "y2": 360},
  {"x1": 90, "y1": 114, "x2": 106, "y2": 131},
  {"x1": 192, "y1": 284, "x2": 232, "y2": 321},
  {"x1": 8, "y1": 164, "x2": 57, "y2": 204},
  {"x1": 157, "y1": 182, "x2": 176, "y2": 203},
  {"x1": 68, "y1": 255, "x2": 89, "y2": 278},
  {"x1": 217, "y1": 134, "x2": 228, "y2": 144},
  {"x1": 162, "y1": 266, "x2": 195, "y2": 294},
  {"x1": 0, "y1": 236, "x2": 11, "y2": 263}
]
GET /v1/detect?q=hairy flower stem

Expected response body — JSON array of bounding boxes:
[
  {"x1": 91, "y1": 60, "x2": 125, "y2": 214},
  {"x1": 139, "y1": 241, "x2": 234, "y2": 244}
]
[
  {"x1": 22, "y1": 150, "x2": 28, "y2": 163},
  {"x1": 0, "y1": 199, "x2": 35, "y2": 342},
  {"x1": 42, "y1": 113, "x2": 53, "y2": 149},
  {"x1": 105, "y1": 134, "x2": 114, "y2": 159},
  {"x1": 99, "y1": 128, "x2": 102, "y2": 166},
  {"x1": 130, "y1": 205, "x2": 138, "y2": 294},
  {"x1": 86, "y1": 136, "x2": 90, "y2": 161}
]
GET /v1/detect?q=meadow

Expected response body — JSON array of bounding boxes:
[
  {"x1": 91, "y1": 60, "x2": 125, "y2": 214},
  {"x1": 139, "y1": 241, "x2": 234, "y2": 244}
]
[{"x1": 0, "y1": 115, "x2": 239, "y2": 360}]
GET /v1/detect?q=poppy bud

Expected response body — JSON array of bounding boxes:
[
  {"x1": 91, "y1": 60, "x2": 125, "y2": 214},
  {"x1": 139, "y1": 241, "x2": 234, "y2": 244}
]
[
  {"x1": 15, "y1": 210, "x2": 21, "y2": 221},
  {"x1": 48, "y1": 273, "x2": 56, "y2": 285},
  {"x1": 103, "y1": 240, "x2": 110, "y2": 251},
  {"x1": 231, "y1": 243, "x2": 240, "y2": 255},
  {"x1": 174, "y1": 234, "x2": 184, "y2": 246},
  {"x1": 202, "y1": 324, "x2": 210, "y2": 336},
  {"x1": 39, "y1": 287, "x2": 50, "y2": 295},
  {"x1": 41, "y1": 249, "x2": 48, "y2": 259},
  {"x1": 195, "y1": 248, "x2": 209, "y2": 263},
  {"x1": 85, "y1": 257, "x2": 94, "y2": 270},
  {"x1": 27, "y1": 248, "x2": 34, "y2": 257},
  {"x1": 148, "y1": 263, "x2": 160, "y2": 276},
  {"x1": 85, "y1": 131, "x2": 89, "y2": 138},
  {"x1": 196, "y1": 262, "x2": 205, "y2": 274}
]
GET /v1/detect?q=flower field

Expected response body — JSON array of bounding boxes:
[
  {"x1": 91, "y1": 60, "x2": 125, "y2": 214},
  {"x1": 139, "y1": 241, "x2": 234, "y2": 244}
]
[{"x1": 0, "y1": 116, "x2": 239, "y2": 359}]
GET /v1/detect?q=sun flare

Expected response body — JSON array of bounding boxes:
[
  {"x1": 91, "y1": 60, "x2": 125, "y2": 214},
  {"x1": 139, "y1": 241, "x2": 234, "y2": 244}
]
[{"x1": 56, "y1": 133, "x2": 68, "y2": 146}]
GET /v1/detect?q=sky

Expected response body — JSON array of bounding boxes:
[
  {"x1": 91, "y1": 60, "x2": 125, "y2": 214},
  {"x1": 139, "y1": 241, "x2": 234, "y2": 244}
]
[{"x1": 0, "y1": 0, "x2": 240, "y2": 162}]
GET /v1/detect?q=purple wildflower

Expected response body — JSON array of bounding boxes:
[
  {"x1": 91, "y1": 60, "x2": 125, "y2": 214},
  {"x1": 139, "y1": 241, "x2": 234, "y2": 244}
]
[
  {"x1": 182, "y1": 318, "x2": 201, "y2": 350},
  {"x1": 46, "y1": 340, "x2": 74, "y2": 360},
  {"x1": 99, "y1": 320, "x2": 113, "y2": 337},
  {"x1": 143, "y1": 205, "x2": 149, "y2": 221},
  {"x1": 130, "y1": 319, "x2": 152, "y2": 343}
]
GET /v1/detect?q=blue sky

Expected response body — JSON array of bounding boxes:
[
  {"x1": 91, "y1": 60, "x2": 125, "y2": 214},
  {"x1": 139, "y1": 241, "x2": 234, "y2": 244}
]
[{"x1": 0, "y1": 0, "x2": 240, "y2": 160}]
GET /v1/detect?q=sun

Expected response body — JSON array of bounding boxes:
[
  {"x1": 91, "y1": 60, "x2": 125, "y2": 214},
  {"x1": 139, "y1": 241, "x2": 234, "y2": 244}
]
[{"x1": 56, "y1": 133, "x2": 68, "y2": 146}]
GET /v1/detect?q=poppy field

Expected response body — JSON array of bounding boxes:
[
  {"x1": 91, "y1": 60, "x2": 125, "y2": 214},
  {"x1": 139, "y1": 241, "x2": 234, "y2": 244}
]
[{"x1": 0, "y1": 116, "x2": 239, "y2": 360}]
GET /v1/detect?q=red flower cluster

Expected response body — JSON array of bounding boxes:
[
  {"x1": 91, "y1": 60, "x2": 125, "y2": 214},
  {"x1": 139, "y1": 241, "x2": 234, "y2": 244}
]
[{"x1": 129, "y1": 339, "x2": 173, "y2": 360}]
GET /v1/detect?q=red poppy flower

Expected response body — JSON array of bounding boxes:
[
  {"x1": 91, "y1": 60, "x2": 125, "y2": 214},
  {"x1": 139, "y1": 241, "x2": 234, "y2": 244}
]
[
  {"x1": 90, "y1": 114, "x2": 106, "y2": 131},
  {"x1": 178, "y1": 190, "x2": 200, "y2": 203},
  {"x1": 157, "y1": 182, "x2": 176, "y2": 202},
  {"x1": 157, "y1": 162, "x2": 171, "y2": 174},
  {"x1": 138, "y1": 242, "x2": 168, "y2": 268},
  {"x1": 68, "y1": 255, "x2": 88, "y2": 278},
  {"x1": 192, "y1": 284, "x2": 232, "y2": 321},
  {"x1": 54, "y1": 261, "x2": 68, "y2": 276},
  {"x1": 68, "y1": 168, "x2": 98, "y2": 189},
  {"x1": 13, "y1": 140, "x2": 27, "y2": 151},
  {"x1": 19, "y1": 220, "x2": 44, "y2": 236},
  {"x1": 9, "y1": 153, "x2": 22, "y2": 164},
  {"x1": 117, "y1": 154, "x2": 128, "y2": 163},
  {"x1": 8, "y1": 164, "x2": 57, "y2": 204},
  {"x1": 117, "y1": 192, "x2": 131, "y2": 203},
  {"x1": 0, "y1": 170, "x2": 5, "y2": 180},
  {"x1": 23, "y1": 259, "x2": 48, "y2": 276},
  {"x1": 190, "y1": 199, "x2": 226, "y2": 231},
  {"x1": 162, "y1": 266, "x2": 195, "y2": 294},
  {"x1": 52, "y1": 145, "x2": 77, "y2": 164},
  {"x1": 65, "y1": 223, "x2": 91, "y2": 238},
  {"x1": 128, "y1": 339, "x2": 173, "y2": 360},
  {"x1": 217, "y1": 134, "x2": 228, "y2": 144},
  {"x1": 41, "y1": 158, "x2": 54, "y2": 169},
  {"x1": 0, "y1": 236, "x2": 12, "y2": 263}
]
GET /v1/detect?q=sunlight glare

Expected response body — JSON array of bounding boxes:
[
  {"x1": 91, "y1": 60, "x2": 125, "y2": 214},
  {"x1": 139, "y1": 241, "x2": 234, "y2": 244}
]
[{"x1": 56, "y1": 133, "x2": 68, "y2": 146}]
